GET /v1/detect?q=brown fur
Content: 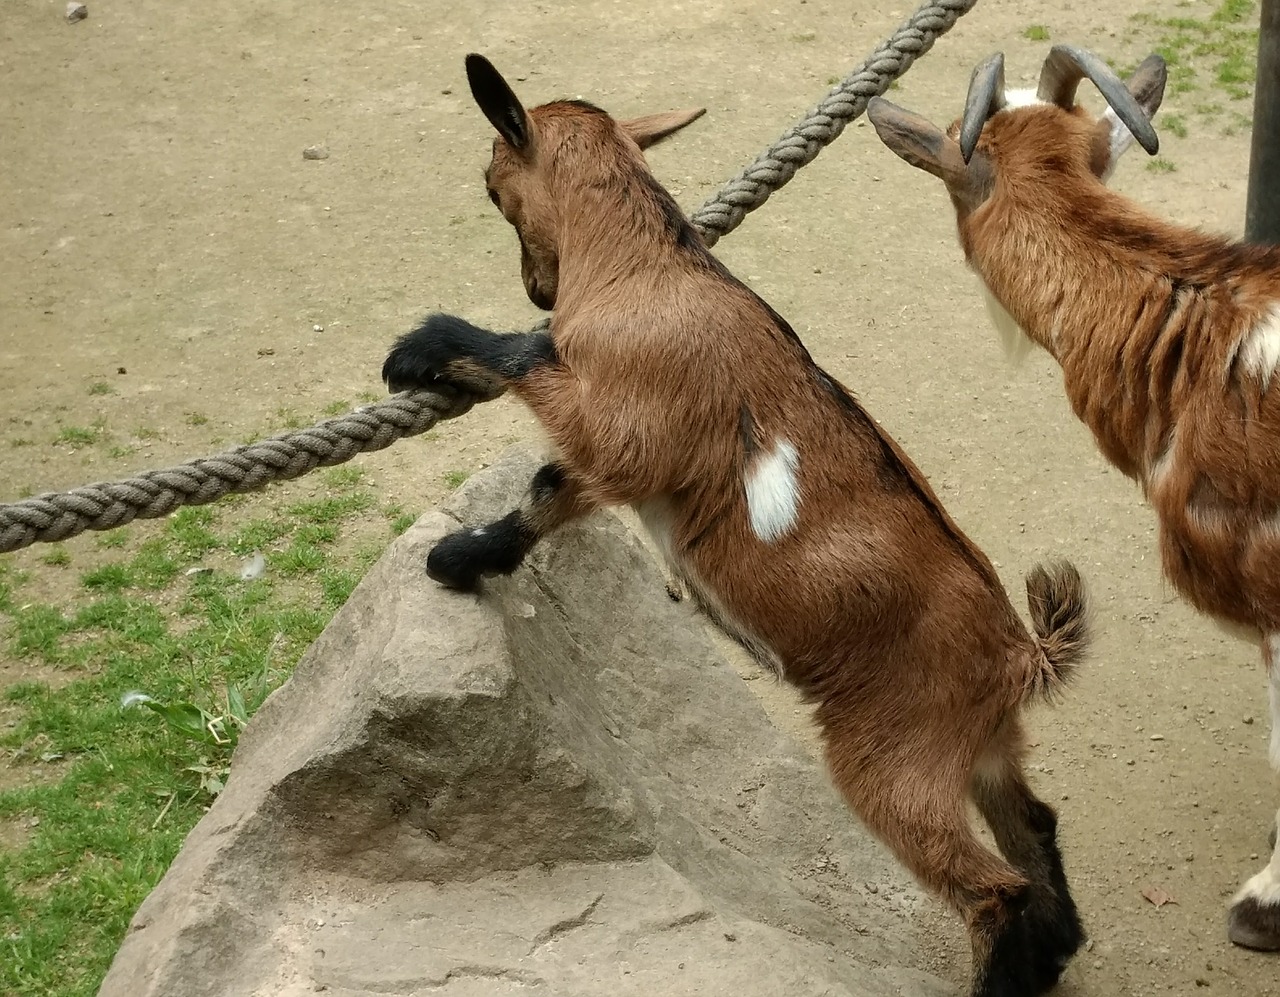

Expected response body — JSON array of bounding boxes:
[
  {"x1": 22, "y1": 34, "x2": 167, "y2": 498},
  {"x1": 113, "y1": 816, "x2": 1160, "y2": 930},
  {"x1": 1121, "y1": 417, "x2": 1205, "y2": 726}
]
[
  {"x1": 461, "y1": 60, "x2": 1092, "y2": 995},
  {"x1": 867, "y1": 47, "x2": 1280, "y2": 952},
  {"x1": 927, "y1": 100, "x2": 1280, "y2": 636}
]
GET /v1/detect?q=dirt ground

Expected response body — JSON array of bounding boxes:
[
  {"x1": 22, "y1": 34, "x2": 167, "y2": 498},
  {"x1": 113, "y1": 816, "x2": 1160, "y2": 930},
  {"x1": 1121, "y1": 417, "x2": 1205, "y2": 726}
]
[{"x1": 1, "y1": 0, "x2": 1276, "y2": 994}]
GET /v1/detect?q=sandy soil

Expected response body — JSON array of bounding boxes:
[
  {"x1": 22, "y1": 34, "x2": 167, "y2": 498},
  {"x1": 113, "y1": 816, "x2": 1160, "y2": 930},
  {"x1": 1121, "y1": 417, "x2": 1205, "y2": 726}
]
[{"x1": 1, "y1": 0, "x2": 1276, "y2": 994}]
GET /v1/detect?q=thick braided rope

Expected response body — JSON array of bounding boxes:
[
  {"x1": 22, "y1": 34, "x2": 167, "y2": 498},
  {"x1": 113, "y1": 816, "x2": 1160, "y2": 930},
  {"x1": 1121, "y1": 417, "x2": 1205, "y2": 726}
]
[
  {"x1": 0, "y1": 0, "x2": 977, "y2": 554},
  {"x1": 690, "y1": 0, "x2": 979, "y2": 247},
  {"x1": 0, "y1": 391, "x2": 477, "y2": 554}
]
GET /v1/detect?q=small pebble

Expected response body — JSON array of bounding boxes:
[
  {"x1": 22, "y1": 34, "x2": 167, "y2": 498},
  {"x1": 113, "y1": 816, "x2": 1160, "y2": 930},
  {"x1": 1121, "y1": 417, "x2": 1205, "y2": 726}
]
[
  {"x1": 313, "y1": 324, "x2": 323, "y2": 332},
  {"x1": 303, "y1": 145, "x2": 330, "y2": 161},
  {"x1": 865, "y1": 883, "x2": 878, "y2": 894},
  {"x1": 723, "y1": 932, "x2": 737, "y2": 942},
  {"x1": 1244, "y1": 716, "x2": 1255, "y2": 725},
  {"x1": 66, "y1": 2, "x2": 87, "y2": 22},
  {"x1": 1150, "y1": 734, "x2": 1165, "y2": 741}
]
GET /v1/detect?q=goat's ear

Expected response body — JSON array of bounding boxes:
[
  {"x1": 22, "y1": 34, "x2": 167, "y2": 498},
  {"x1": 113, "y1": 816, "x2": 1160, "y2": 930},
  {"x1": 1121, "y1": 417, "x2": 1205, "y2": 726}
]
[
  {"x1": 867, "y1": 98, "x2": 954, "y2": 179},
  {"x1": 465, "y1": 53, "x2": 532, "y2": 152},
  {"x1": 619, "y1": 108, "x2": 707, "y2": 149},
  {"x1": 1094, "y1": 53, "x2": 1166, "y2": 180},
  {"x1": 867, "y1": 97, "x2": 993, "y2": 209}
]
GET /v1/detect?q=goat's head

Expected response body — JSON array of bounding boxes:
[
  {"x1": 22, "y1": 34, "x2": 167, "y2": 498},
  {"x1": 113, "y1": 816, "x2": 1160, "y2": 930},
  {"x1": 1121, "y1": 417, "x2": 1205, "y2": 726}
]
[
  {"x1": 865, "y1": 45, "x2": 1166, "y2": 222},
  {"x1": 463, "y1": 53, "x2": 706, "y2": 310}
]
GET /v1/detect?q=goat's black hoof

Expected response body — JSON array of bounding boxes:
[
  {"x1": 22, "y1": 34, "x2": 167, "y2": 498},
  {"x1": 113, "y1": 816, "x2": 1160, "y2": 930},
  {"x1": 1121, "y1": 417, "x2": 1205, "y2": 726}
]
[
  {"x1": 973, "y1": 890, "x2": 1078, "y2": 997},
  {"x1": 1023, "y1": 895, "x2": 1084, "y2": 989},
  {"x1": 382, "y1": 345, "x2": 441, "y2": 394},
  {"x1": 425, "y1": 532, "x2": 490, "y2": 591},
  {"x1": 1228, "y1": 892, "x2": 1280, "y2": 951},
  {"x1": 381, "y1": 314, "x2": 505, "y2": 400},
  {"x1": 425, "y1": 556, "x2": 479, "y2": 592},
  {"x1": 426, "y1": 515, "x2": 532, "y2": 592}
]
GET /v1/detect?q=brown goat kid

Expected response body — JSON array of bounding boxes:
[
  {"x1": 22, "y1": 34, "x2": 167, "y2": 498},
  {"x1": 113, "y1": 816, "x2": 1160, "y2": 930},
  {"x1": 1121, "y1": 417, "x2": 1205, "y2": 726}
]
[
  {"x1": 868, "y1": 44, "x2": 1280, "y2": 952},
  {"x1": 383, "y1": 54, "x2": 1093, "y2": 996}
]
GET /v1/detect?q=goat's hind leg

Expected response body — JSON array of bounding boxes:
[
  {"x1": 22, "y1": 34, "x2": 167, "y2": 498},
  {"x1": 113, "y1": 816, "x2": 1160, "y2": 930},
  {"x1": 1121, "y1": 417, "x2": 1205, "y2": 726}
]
[
  {"x1": 427, "y1": 462, "x2": 595, "y2": 590},
  {"x1": 971, "y1": 720, "x2": 1084, "y2": 987},
  {"x1": 821, "y1": 734, "x2": 1046, "y2": 997},
  {"x1": 1227, "y1": 641, "x2": 1280, "y2": 950}
]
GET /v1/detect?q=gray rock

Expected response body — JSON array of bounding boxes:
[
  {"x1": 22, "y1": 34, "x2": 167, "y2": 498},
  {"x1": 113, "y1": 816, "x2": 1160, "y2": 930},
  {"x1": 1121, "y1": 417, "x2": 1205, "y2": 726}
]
[
  {"x1": 65, "y1": 2, "x2": 87, "y2": 22},
  {"x1": 302, "y1": 145, "x2": 330, "y2": 161},
  {"x1": 98, "y1": 446, "x2": 954, "y2": 997}
]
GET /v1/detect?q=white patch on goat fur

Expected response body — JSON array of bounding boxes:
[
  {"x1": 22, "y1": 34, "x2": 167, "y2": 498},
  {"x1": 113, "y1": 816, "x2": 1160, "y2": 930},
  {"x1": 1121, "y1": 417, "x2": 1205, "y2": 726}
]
[
  {"x1": 980, "y1": 283, "x2": 1034, "y2": 365},
  {"x1": 1001, "y1": 88, "x2": 1044, "y2": 110},
  {"x1": 1099, "y1": 107, "x2": 1139, "y2": 183},
  {"x1": 1234, "y1": 811, "x2": 1280, "y2": 906},
  {"x1": 745, "y1": 439, "x2": 801, "y2": 543},
  {"x1": 1144, "y1": 426, "x2": 1178, "y2": 491},
  {"x1": 1235, "y1": 305, "x2": 1280, "y2": 390}
]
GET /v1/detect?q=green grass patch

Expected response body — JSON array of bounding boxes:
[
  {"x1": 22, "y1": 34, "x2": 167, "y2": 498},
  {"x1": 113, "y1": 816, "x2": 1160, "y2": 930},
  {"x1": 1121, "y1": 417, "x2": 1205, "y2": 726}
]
[
  {"x1": 1024, "y1": 24, "x2": 1050, "y2": 41},
  {"x1": 323, "y1": 466, "x2": 364, "y2": 490},
  {"x1": 287, "y1": 492, "x2": 375, "y2": 525},
  {"x1": 1161, "y1": 112, "x2": 1189, "y2": 138},
  {"x1": 384, "y1": 504, "x2": 418, "y2": 537},
  {"x1": 1129, "y1": 0, "x2": 1259, "y2": 130},
  {"x1": 40, "y1": 549, "x2": 70, "y2": 568},
  {"x1": 53, "y1": 426, "x2": 103, "y2": 449},
  {"x1": 0, "y1": 484, "x2": 391, "y2": 996}
]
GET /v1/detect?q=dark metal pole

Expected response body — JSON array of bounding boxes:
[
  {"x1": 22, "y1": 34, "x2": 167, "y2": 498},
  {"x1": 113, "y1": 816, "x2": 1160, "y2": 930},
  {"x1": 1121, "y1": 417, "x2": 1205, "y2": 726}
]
[{"x1": 1246, "y1": 0, "x2": 1280, "y2": 243}]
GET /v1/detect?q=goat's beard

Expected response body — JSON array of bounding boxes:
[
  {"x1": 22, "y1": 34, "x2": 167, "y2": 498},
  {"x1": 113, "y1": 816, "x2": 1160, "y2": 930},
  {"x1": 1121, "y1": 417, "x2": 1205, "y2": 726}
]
[{"x1": 978, "y1": 280, "x2": 1034, "y2": 367}]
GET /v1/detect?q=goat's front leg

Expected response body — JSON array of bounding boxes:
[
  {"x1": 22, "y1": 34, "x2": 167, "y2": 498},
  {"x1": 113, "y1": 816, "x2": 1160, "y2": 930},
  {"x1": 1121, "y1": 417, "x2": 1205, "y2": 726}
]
[
  {"x1": 382, "y1": 313, "x2": 555, "y2": 401},
  {"x1": 1227, "y1": 636, "x2": 1280, "y2": 951},
  {"x1": 426, "y1": 462, "x2": 596, "y2": 591}
]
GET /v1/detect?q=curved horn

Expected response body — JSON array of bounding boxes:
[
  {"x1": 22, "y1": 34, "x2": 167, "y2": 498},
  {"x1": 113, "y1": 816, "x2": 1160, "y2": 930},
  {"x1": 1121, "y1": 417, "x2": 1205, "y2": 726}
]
[
  {"x1": 1036, "y1": 44, "x2": 1160, "y2": 155},
  {"x1": 959, "y1": 53, "x2": 1007, "y2": 164}
]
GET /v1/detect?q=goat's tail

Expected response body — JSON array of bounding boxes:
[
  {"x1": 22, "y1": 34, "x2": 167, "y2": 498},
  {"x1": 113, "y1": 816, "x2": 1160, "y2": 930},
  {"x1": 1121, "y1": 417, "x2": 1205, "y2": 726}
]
[{"x1": 1022, "y1": 560, "x2": 1091, "y2": 701}]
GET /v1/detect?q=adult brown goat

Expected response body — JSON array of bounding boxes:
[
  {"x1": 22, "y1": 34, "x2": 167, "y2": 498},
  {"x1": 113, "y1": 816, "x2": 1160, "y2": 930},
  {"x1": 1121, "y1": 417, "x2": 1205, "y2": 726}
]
[
  {"x1": 868, "y1": 44, "x2": 1280, "y2": 952},
  {"x1": 382, "y1": 53, "x2": 1092, "y2": 996}
]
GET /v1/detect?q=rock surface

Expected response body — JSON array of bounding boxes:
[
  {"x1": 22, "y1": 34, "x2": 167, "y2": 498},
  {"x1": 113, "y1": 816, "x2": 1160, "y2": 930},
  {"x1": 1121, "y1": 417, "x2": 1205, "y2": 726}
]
[{"x1": 98, "y1": 447, "x2": 953, "y2": 997}]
